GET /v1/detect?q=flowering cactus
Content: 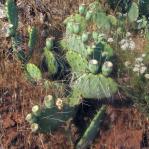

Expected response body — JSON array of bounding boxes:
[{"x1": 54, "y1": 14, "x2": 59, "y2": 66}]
[
  {"x1": 26, "y1": 2, "x2": 118, "y2": 148},
  {"x1": 26, "y1": 95, "x2": 76, "y2": 133}
]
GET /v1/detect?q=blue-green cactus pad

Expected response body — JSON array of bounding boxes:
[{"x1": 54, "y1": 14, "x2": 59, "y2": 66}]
[
  {"x1": 34, "y1": 105, "x2": 75, "y2": 132},
  {"x1": 72, "y1": 73, "x2": 118, "y2": 99}
]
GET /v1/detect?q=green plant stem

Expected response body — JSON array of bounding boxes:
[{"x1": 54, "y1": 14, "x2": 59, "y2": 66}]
[{"x1": 76, "y1": 105, "x2": 107, "y2": 149}]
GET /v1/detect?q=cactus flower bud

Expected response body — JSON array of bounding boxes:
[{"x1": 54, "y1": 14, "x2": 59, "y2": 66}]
[
  {"x1": 44, "y1": 95, "x2": 54, "y2": 109},
  {"x1": 85, "y1": 11, "x2": 92, "y2": 21},
  {"x1": 102, "y1": 61, "x2": 113, "y2": 76},
  {"x1": 46, "y1": 37, "x2": 54, "y2": 50},
  {"x1": 32, "y1": 105, "x2": 41, "y2": 116},
  {"x1": 89, "y1": 59, "x2": 99, "y2": 74},
  {"x1": 79, "y1": 4, "x2": 86, "y2": 15},
  {"x1": 25, "y1": 113, "x2": 36, "y2": 124},
  {"x1": 31, "y1": 123, "x2": 39, "y2": 132},
  {"x1": 56, "y1": 98, "x2": 63, "y2": 110}
]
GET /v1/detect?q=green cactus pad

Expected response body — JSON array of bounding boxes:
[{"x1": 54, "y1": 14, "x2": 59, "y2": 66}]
[
  {"x1": 108, "y1": 15, "x2": 117, "y2": 26},
  {"x1": 88, "y1": 1, "x2": 102, "y2": 13},
  {"x1": 26, "y1": 63, "x2": 42, "y2": 81},
  {"x1": 76, "y1": 105, "x2": 107, "y2": 149},
  {"x1": 61, "y1": 34, "x2": 89, "y2": 57},
  {"x1": 67, "y1": 89, "x2": 82, "y2": 107},
  {"x1": 103, "y1": 43, "x2": 114, "y2": 58},
  {"x1": 93, "y1": 12, "x2": 111, "y2": 31},
  {"x1": 128, "y1": 2, "x2": 139, "y2": 23},
  {"x1": 72, "y1": 73, "x2": 118, "y2": 99},
  {"x1": 43, "y1": 48, "x2": 58, "y2": 75},
  {"x1": 64, "y1": 14, "x2": 87, "y2": 34},
  {"x1": 27, "y1": 101, "x2": 75, "y2": 133},
  {"x1": 6, "y1": 0, "x2": 18, "y2": 33},
  {"x1": 66, "y1": 50, "x2": 88, "y2": 73}
]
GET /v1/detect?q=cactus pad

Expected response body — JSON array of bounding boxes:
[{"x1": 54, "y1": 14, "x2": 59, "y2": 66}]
[
  {"x1": 26, "y1": 63, "x2": 42, "y2": 81},
  {"x1": 72, "y1": 73, "x2": 118, "y2": 99},
  {"x1": 66, "y1": 50, "x2": 88, "y2": 73}
]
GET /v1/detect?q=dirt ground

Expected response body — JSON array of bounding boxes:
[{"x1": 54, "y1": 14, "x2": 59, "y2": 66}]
[{"x1": 1, "y1": 0, "x2": 149, "y2": 149}]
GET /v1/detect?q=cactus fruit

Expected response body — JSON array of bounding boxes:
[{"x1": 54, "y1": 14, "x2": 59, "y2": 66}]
[
  {"x1": 43, "y1": 48, "x2": 58, "y2": 76},
  {"x1": 7, "y1": 24, "x2": 15, "y2": 36},
  {"x1": 72, "y1": 73, "x2": 117, "y2": 99},
  {"x1": 46, "y1": 37, "x2": 54, "y2": 50},
  {"x1": 26, "y1": 63, "x2": 42, "y2": 81},
  {"x1": 76, "y1": 105, "x2": 107, "y2": 149},
  {"x1": 88, "y1": 59, "x2": 99, "y2": 74},
  {"x1": 85, "y1": 11, "x2": 92, "y2": 21},
  {"x1": 79, "y1": 4, "x2": 86, "y2": 15},
  {"x1": 26, "y1": 113, "x2": 37, "y2": 124},
  {"x1": 55, "y1": 98, "x2": 63, "y2": 110},
  {"x1": 32, "y1": 105, "x2": 41, "y2": 116},
  {"x1": 102, "y1": 61, "x2": 113, "y2": 76},
  {"x1": 44, "y1": 95, "x2": 55, "y2": 109},
  {"x1": 82, "y1": 32, "x2": 89, "y2": 43},
  {"x1": 31, "y1": 123, "x2": 39, "y2": 132}
]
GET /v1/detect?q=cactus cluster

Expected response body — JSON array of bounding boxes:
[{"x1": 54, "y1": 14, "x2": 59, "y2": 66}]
[
  {"x1": 26, "y1": 95, "x2": 75, "y2": 133},
  {"x1": 19, "y1": 1, "x2": 118, "y2": 148}
]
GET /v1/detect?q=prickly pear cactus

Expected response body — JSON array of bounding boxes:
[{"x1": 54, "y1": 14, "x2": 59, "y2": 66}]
[
  {"x1": 26, "y1": 2, "x2": 118, "y2": 147},
  {"x1": 26, "y1": 63, "x2": 42, "y2": 81},
  {"x1": 61, "y1": 1, "x2": 115, "y2": 65},
  {"x1": 128, "y1": 2, "x2": 139, "y2": 23},
  {"x1": 66, "y1": 50, "x2": 88, "y2": 74},
  {"x1": 61, "y1": 1, "x2": 117, "y2": 101},
  {"x1": 76, "y1": 105, "x2": 107, "y2": 149},
  {"x1": 43, "y1": 48, "x2": 59, "y2": 76},
  {"x1": 72, "y1": 73, "x2": 117, "y2": 99},
  {"x1": 26, "y1": 95, "x2": 75, "y2": 133},
  {"x1": 5, "y1": 0, "x2": 18, "y2": 36}
]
